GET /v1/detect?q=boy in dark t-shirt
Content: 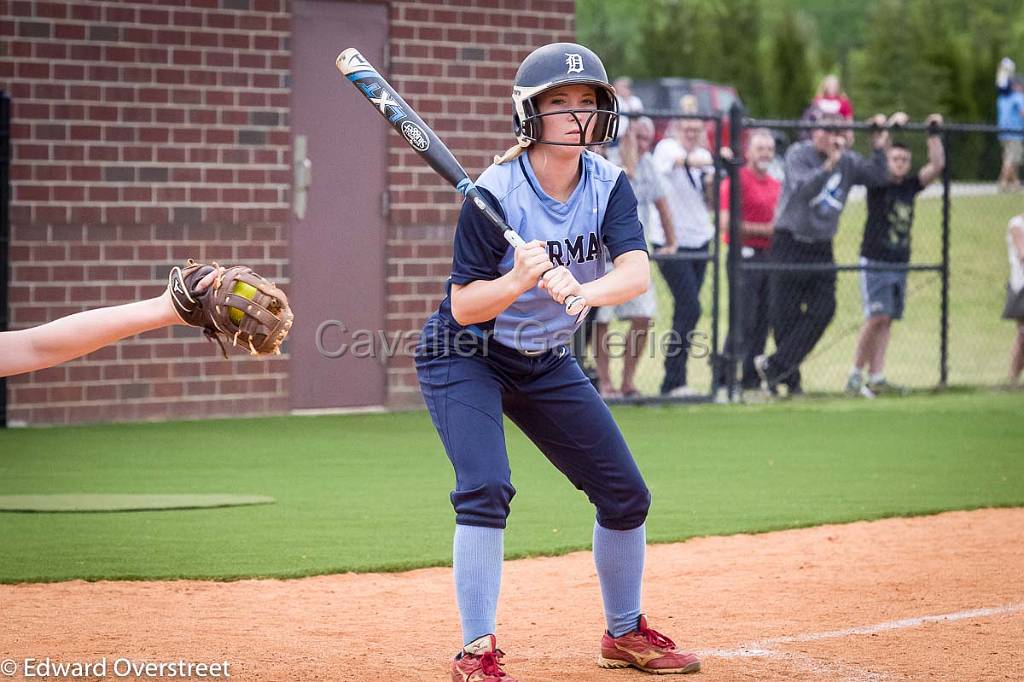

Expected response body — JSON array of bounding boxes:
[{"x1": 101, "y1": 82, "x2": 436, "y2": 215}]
[
  {"x1": 847, "y1": 113, "x2": 945, "y2": 397},
  {"x1": 861, "y1": 159, "x2": 923, "y2": 264}
]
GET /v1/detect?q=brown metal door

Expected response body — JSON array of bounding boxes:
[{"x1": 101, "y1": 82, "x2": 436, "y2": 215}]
[{"x1": 289, "y1": 0, "x2": 388, "y2": 410}]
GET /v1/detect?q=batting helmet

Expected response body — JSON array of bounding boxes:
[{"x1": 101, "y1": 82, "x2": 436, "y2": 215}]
[{"x1": 511, "y1": 43, "x2": 619, "y2": 148}]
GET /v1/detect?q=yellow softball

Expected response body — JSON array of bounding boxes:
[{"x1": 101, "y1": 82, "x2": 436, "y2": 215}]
[{"x1": 229, "y1": 281, "x2": 259, "y2": 325}]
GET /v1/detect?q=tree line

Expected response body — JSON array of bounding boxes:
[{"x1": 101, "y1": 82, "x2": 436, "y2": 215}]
[
  {"x1": 577, "y1": 0, "x2": 1024, "y2": 177},
  {"x1": 577, "y1": 0, "x2": 1024, "y2": 121}
]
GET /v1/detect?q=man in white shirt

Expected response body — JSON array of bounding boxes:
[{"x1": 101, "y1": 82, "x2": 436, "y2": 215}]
[{"x1": 650, "y1": 108, "x2": 715, "y2": 397}]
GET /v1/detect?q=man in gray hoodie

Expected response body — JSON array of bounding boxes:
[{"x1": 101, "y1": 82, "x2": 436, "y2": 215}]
[{"x1": 755, "y1": 111, "x2": 891, "y2": 393}]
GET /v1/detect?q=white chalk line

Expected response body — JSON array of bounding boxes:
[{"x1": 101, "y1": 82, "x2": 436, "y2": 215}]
[
  {"x1": 750, "y1": 650, "x2": 890, "y2": 682},
  {"x1": 701, "y1": 647, "x2": 889, "y2": 682},
  {"x1": 696, "y1": 602, "x2": 1024, "y2": 680}
]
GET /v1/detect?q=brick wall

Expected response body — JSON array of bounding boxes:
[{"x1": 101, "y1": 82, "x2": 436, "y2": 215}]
[
  {"x1": 1, "y1": 0, "x2": 292, "y2": 425},
  {"x1": 0, "y1": 0, "x2": 576, "y2": 424},
  {"x1": 383, "y1": 0, "x2": 574, "y2": 406}
]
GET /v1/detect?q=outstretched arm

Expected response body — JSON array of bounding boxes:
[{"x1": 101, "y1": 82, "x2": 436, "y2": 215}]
[
  {"x1": 850, "y1": 113, "x2": 891, "y2": 188},
  {"x1": 918, "y1": 114, "x2": 946, "y2": 186},
  {"x1": 0, "y1": 271, "x2": 217, "y2": 379},
  {"x1": 997, "y1": 57, "x2": 1015, "y2": 94}
]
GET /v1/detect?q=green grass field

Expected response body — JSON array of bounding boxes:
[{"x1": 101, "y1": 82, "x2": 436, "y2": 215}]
[
  {"x1": 600, "y1": 191, "x2": 1022, "y2": 395},
  {"x1": 1, "y1": 391, "x2": 1021, "y2": 583}
]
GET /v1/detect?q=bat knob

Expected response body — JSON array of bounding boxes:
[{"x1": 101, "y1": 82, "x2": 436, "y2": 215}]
[
  {"x1": 337, "y1": 48, "x2": 372, "y2": 76},
  {"x1": 564, "y1": 295, "x2": 587, "y2": 316}
]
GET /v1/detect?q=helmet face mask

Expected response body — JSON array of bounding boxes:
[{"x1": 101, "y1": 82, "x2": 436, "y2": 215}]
[
  {"x1": 515, "y1": 89, "x2": 618, "y2": 147},
  {"x1": 511, "y1": 43, "x2": 620, "y2": 148}
]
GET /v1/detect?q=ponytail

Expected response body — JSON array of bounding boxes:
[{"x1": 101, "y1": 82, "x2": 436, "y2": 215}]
[{"x1": 493, "y1": 140, "x2": 530, "y2": 165}]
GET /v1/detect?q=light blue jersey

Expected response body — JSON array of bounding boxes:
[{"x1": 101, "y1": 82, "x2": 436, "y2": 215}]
[{"x1": 438, "y1": 150, "x2": 647, "y2": 352}]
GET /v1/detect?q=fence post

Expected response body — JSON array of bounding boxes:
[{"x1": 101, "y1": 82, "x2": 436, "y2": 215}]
[
  {"x1": 1, "y1": 91, "x2": 10, "y2": 429},
  {"x1": 709, "y1": 117, "x2": 723, "y2": 397},
  {"x1": 726, "y1": 103, "x2": 745, "y2": 400},
  {"x1": 939, "y1": 130, "x2": 951, "y2": 387}
]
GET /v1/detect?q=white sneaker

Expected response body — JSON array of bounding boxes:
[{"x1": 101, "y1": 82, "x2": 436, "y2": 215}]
[
  {"x1": 713, "y1": 387, "x2": 730, "y2": 404},
  {"x1": 753, "y1": 354, "x2": 771, "y2": 388},
  {"x1": 846, "y1": 372, "x2": 876, "y2": 399},
  {"x1": 666, "y1": 385, "x2": 701, "y2": 398}
]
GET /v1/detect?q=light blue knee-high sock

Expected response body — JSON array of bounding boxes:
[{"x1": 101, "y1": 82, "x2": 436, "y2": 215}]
[
  {"x1": 453, "y1": 524, "x2": 504, "y2": 646},
  {"x1": 593, "y1": 522, "x2": 645, "y2": 638}
]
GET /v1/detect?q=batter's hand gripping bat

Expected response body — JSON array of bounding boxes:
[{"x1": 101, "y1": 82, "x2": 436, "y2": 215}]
[{"x1": 336, "y1": 48, "x2": 587, "y2": 317}]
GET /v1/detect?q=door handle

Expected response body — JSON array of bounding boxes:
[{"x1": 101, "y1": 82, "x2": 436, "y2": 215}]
[{"x1": 293, "y1": 134, "x2": 313, "y2": 220}]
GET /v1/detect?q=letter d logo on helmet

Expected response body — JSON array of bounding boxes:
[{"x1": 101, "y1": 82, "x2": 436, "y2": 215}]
[{"x1": 510, "y1": 42, "x2": 619, "y2": 148}]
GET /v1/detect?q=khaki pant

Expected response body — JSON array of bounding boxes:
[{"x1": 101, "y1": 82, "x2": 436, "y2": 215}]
[{"x1": 1003, "y1": 139, "x2": 1023, "y2": 166}]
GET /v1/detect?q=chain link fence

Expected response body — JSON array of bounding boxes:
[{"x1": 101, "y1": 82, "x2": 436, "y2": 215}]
[
  {"x1": 575, "y1": 110, "x2": 1021, "y2": 402},
  {"x1": 933, "y1": 127, "x2": 1023, "y2": 388}
]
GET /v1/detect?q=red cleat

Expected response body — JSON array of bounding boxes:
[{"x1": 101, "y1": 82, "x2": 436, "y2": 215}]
[
  {"x1": 598, "y1": 615, "x2": 701, "y2": 674},
  {"x1": 451, "y1": 634, "x2": 517, "y2": 682}
]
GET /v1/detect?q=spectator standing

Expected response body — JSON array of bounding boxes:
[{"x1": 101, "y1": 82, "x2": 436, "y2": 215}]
[
  {"x1": 652, "y1": 103, "x2": 716, "y2": 397},
  {"x1": 812, "y1": 74, "x2": 854, "y2": 119},
  {"x1": 713, "y1": 129, "x2": 781, "y2": 398},
  {"x1": 594, "y1": 117, "x2": 676, "y2": 398},
  {"x1": 1004, "y1": 214, "x2": 1024, "y2": 386},
  {"x1": 997, "y1": 64, "x2": 1024, "y2": 192},
  {"x1": 755, "y1": 111, "x2": 891, "y2": 394},
  {"x1": 800, "y1": 74, "x2": 855, "y2": 144},
  {"x1": 847, "y1": 113, "x2": 945, "y2": 398}
]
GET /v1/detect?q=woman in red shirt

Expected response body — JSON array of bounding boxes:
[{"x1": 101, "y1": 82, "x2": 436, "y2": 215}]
[{"x1": 812, "y1": 74, "x2": 854, "y2": 119}]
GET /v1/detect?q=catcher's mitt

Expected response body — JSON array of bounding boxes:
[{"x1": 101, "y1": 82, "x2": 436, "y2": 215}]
[{"x1": 168, "y1": 259, "x2": 294, "y2": 357}]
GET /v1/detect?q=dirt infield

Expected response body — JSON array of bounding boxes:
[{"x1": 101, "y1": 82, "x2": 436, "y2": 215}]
[{"x1": 3, "y1": 508, "x2": 1022, "y2": 681}]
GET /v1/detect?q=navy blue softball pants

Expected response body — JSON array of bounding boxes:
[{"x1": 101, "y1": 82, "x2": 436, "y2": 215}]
[{"x1": 415, "y1": 314, "x2": 651, "y2": 531}]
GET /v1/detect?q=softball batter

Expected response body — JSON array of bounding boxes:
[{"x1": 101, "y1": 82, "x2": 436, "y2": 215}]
[{"x1": 415, "y1": 43, "x2": 701, "y2": 680}]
